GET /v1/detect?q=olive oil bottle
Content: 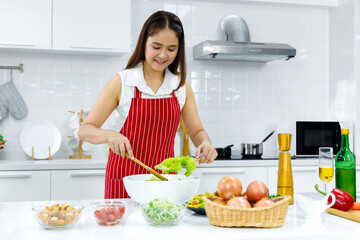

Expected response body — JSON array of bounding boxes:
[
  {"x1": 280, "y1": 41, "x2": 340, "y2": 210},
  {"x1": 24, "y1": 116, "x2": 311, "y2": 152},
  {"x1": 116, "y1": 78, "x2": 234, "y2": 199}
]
[{"x1": 335, "y1": 128, "x2": 356, "y2": 201}]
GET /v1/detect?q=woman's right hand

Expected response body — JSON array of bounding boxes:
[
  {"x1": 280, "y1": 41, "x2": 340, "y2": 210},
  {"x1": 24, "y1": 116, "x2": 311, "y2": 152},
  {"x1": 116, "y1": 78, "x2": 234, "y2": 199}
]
[{"x1": 107, "y1": 131, "x2": 134, "y2": 159}]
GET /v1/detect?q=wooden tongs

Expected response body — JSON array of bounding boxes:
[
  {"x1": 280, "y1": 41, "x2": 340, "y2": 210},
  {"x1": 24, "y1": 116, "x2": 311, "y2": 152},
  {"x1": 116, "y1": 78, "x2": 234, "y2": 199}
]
[{"x1": 125, "y1": 154, "x2": 168, "y2": 181}]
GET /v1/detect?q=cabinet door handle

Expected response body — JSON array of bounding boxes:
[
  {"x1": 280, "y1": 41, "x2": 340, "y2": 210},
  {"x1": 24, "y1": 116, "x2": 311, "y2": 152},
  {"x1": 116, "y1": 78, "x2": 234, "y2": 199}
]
[
  {"x1": 70, "y1": 172, "x2": 105, "y2": 177},
  {"x1": 0, "y1": 173, "x2": 32, "y2": 178},
  {"x1": 0, "y1": 42, "x2": 34, "y2": 46},
  {"x1": 274, "y1": 168, "x2": 317, "y2": 173},
  {"x1": 292, "y1": 169, "x2": 317, "y2": 173},
  {"x1": 200, "y1": 169, "x2": 246, "y2": 174},
  {"x1": 70, "y1": 46, "x2": 115, "y2": 50}
]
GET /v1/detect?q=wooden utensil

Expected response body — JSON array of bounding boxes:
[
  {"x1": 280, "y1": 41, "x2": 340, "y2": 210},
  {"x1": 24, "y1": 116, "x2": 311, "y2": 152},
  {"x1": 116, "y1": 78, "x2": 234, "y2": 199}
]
[
  {"x1": 327, "y1": 208, "x2": 360, "y2": 223},
  {"x1": 125, "y1": 154, "x2": 168, "y2": 181},
  {"x1": 181, "y1": 119, "x2": 190, "y2": 156}
]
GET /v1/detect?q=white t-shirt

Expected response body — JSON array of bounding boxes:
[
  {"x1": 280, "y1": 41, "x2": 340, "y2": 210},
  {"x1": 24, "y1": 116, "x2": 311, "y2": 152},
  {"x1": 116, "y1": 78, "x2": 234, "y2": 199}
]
[{"x1": 114, "y1": 63, "x2": 186, "y2": 131}]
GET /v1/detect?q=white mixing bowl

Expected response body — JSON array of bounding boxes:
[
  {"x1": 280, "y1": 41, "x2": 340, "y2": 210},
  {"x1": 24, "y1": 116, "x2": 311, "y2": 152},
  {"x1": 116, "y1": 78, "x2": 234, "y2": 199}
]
[{"x1": 123, "y1": 174, "x2": 200, "y2": 204}]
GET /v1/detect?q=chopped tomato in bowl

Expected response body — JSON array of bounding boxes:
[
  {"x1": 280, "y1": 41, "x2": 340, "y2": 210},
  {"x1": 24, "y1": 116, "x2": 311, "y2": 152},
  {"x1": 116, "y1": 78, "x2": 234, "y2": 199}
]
[{"x1": 91, "y1": 200, "x2": 127, "y2": 225}]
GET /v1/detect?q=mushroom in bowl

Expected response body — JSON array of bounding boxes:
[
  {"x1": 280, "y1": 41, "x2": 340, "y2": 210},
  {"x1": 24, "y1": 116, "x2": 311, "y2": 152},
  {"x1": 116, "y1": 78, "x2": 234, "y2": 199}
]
[{"x1": 32, "y1": 202, "x2": 83, "y2": 229}]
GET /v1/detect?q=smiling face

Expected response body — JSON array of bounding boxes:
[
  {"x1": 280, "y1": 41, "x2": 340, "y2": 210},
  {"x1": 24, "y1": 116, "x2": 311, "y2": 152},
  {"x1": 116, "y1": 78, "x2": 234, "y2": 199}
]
[{"x1": 144, "y1": 28, "x2": 179, "y2": 72}]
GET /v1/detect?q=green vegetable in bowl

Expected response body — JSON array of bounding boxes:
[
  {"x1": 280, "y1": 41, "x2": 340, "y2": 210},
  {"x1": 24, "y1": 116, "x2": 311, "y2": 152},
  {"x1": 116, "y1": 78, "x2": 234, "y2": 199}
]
[
  {"x1": 141, "y1": 198, "x2": 185, "y2": 224},
  {"x1": 147, "y1": 176, "x2": 161, "y2": 181},
  {"x1": 154, "y1": 156, "x2": 196, "y2": 177}
]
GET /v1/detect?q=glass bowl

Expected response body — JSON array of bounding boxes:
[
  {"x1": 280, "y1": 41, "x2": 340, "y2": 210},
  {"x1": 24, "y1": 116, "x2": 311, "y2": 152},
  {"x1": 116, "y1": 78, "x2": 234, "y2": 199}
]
[
  {"x1": 139, "y1": 198, "x2": 187, "y2": 226},
  {"x1": 32, "y1": 202, "x2": 83, "y2": 229},
  {"x1": 90, "y1": 200, "x2": 127, "y2": 225}
]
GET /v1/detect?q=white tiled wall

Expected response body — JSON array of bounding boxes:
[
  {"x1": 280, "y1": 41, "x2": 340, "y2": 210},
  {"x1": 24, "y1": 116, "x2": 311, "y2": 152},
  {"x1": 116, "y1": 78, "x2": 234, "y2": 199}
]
[
  {"x1": 0, "y1": 0, "x2": 332, "y2": 159},
  {"x1": 329, "y1": 0, "x2": 360, "y2": 156}
]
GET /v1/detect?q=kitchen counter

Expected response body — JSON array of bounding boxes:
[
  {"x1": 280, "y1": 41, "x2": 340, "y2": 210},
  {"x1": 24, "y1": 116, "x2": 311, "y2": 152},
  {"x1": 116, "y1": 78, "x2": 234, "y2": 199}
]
[
  {"x1": 0, "y1": 158, "x2": 321, "y2": 171},
  {"x1": 0, "y1": 159, "x2": 108, "y2": 171},
  {"x1": 0, "y1": 198, "x2": 359, "y2": 240}
]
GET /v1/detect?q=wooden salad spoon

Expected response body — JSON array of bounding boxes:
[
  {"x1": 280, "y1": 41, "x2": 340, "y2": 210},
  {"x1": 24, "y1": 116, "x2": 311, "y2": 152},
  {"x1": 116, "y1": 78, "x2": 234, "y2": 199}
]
[{"x1": 125, "y1": 154, "x2": 168, "y2": 181}]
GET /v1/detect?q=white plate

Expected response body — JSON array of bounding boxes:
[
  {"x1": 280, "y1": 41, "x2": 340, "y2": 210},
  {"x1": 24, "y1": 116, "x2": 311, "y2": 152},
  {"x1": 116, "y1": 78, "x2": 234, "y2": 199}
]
[{"x1": 20, "y1": 120, "x2": 62, "y2": 159}]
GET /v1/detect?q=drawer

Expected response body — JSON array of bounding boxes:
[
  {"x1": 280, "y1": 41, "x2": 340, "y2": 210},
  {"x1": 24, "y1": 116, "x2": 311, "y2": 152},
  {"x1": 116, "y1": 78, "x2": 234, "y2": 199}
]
[
  {"x1": 51, "y1": 169, "x2": 105, "y2": 200},
  {"x1": 0, "y1": 171, "x2": 50, "y2": 202}
]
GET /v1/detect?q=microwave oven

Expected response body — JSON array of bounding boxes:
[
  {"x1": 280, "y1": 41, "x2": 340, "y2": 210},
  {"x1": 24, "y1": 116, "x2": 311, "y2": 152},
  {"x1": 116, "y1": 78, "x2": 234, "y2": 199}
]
[{"x1": 276, "y1": 121, "x2": 354, "y2": 157}]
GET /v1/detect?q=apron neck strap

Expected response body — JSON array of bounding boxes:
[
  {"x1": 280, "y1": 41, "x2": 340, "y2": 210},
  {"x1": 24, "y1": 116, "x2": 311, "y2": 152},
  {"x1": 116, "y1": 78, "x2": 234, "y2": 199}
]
[{"x1": 134, "y1": 87, "x2": 142, "y2": 98}]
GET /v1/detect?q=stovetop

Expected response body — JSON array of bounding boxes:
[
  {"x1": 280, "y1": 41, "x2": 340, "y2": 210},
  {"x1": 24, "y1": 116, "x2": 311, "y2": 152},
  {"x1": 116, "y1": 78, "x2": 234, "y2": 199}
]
[
  {"x1": 214, "y1": 155, "x2": 299, "y2": 161},
  {"x1": 215, "y1": 155, "x2": 278, "y2": 160}
]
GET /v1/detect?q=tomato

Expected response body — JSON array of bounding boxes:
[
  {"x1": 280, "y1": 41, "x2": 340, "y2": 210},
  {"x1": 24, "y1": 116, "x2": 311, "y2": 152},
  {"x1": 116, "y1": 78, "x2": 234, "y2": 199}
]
[
  {"x1": 113, "y1": 209, "x2": 120, "y2": 219},
  {"x1": 120, "y1": 207, "x2": 125, "y2": 214},
  {"x1": 94, "y1": 206, "x2": 126, "y2": 225},
  {"x1": 107, "y1": 214, "x2": 115, "y2": 221}
]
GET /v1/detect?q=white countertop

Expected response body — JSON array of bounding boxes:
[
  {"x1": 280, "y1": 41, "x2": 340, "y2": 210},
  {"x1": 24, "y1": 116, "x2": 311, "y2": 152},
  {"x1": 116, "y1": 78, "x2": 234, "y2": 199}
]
[
  {"x1": 0, "y1": 159, "x2": 108, "y2": 171},
  {"x1": 0, "y1": 198, "x2": 359, "y2": 240},
  {"x1": 0, "y1": 158, "x2": 320, "y2": 171}
]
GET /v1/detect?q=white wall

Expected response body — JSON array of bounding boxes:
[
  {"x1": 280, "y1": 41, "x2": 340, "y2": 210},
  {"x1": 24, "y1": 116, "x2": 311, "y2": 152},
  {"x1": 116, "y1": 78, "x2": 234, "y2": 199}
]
[
  {"x1": 0, "y1": 0, "x2": 330, "y2": 159},
  {"x1": 329, "y1": 0, "x2": 359, "y2": 156}
]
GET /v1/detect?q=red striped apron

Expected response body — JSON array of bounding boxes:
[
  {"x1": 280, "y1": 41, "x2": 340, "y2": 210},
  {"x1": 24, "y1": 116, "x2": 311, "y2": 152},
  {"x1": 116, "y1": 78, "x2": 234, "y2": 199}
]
[{"x1": 105, "y1": 87, "x2": 181, "y2": 198}]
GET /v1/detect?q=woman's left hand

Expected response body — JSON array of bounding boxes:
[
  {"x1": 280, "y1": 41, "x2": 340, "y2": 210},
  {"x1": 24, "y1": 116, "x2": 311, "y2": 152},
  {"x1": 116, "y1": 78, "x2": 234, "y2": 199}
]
[{"x1": 196, "y1": 142, "x2": 218, "y2": 164}]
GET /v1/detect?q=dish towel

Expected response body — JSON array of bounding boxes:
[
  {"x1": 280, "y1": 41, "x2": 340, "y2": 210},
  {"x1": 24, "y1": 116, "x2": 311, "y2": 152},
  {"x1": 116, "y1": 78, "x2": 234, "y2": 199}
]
[{"x1": 0, "y1": 81, "x2": 28, "y2": 120}]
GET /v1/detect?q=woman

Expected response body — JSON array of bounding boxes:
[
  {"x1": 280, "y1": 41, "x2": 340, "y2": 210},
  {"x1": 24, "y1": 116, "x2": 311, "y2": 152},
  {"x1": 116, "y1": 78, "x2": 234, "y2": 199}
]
[{"x1": 78, "y1": 11, "x2": 217, "y2": 199}]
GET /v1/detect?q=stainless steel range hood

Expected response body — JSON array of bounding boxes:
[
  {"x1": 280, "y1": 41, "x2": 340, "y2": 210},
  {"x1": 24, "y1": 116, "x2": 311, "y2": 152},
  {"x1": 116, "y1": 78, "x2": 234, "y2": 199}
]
[
  {"x1": 193, "y1": 15, "x2": 296, "y2": 62},
  {"x1": 193, "y1": 40, "x2": 296, "y2": 62}
]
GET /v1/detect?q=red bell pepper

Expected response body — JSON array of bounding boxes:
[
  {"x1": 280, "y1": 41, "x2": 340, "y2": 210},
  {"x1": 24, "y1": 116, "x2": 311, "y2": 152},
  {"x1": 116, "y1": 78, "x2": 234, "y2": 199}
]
[{"x1": 315, "y1": 184, "x2": 354, "y2": 211}]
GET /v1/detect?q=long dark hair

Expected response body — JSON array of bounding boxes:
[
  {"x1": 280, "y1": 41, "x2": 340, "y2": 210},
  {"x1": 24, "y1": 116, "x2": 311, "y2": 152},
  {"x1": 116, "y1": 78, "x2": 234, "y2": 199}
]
[{"x1": 125, "y1": 11, "x2": 186, "y2": 90}]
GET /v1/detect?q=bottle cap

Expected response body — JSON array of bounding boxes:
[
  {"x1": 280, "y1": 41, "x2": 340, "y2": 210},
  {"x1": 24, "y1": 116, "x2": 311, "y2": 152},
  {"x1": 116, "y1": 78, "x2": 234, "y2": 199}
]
[{"x1": 341, "y1": 128, "x2": 349, "y2": 135}]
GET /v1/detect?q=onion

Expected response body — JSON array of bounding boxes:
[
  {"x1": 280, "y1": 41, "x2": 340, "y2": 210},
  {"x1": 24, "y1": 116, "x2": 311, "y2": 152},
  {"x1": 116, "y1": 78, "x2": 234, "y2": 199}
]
[
  {"x1": 212, "y1": 198, "x2": 227, "y2": 206},
  {"x1": 227, "y1": 197, "x2": 251, "y2": 208},
  {"x1": 217, "y1": 176, "x2": 242, "y2": 200},
  {"x1": 245, "y1": 180, "x2": 269, "y2": 203},
  {"x1": 253, "y1": 198, "x2": 274, "y2": 208}
]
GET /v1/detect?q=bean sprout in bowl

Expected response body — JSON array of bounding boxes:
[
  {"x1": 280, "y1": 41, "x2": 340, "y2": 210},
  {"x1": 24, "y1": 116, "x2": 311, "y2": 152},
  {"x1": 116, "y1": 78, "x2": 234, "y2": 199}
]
[
  {"x1": 123, "y1": 174, "x2": 200, "y2": 204},
  {"x1": 139, "y1": 198, "x2": 187, "y2": 226}
]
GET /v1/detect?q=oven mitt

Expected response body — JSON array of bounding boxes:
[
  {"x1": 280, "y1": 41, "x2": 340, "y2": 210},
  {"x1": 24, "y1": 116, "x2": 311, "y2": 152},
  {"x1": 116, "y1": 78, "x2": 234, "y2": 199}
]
[
  {"x1": 0, "y1": 81, "x2": 28, "y2": 120},
  {"x1": 0, "y1": 103, "x2": 8, "y2": 123}
]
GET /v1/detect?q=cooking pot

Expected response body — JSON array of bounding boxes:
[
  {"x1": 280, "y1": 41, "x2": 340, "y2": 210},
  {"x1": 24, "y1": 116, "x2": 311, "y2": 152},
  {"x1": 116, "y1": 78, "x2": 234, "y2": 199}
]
[
  {"x1": 241, "y1": 131, "x2": 274, "y2": 159},
  {"x1": 215, "y1": 144, "x2": 233, "y2": 159},
  {"x1": 241, "y1": 143, "x2": 263, "y2": 159}
]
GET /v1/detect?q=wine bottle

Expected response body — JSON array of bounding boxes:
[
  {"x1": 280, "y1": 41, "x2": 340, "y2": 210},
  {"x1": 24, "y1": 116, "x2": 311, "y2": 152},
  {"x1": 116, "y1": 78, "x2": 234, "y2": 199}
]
[{"x1": 335, "y1": 128, "x2": 356, "y2": 201}]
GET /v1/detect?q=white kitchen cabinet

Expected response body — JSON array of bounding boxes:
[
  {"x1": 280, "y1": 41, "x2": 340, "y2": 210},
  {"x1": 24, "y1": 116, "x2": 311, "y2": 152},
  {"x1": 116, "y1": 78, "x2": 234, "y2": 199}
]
[
  {"x1": 0, "y1": 171, "x2": 50, "y2": 202},
  {"x1": 193, "y1": 167, "x2": 268, "y2": 194},
  {"x1": 267, "y1": 166, "x2": 335, "y2": 195},
  {"x1": 52, "y1": 0, "x2": 130, "y2": 53},
  {"x1": 51, "y1": 169, "x2": 105, "y2": 200},
  {"x1": 0, "y1": 0, "x2": 52, "y2": 50}
]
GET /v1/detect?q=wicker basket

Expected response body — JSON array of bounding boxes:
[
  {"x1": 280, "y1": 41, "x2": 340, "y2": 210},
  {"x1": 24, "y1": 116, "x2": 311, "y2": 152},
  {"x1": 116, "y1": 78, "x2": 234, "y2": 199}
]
[{"x1": 202, "y1": 195, "x2": 291, "y2": 228}]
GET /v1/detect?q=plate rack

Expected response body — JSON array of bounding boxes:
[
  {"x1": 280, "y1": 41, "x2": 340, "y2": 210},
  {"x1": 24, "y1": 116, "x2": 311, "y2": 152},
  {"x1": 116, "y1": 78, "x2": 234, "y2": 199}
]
[
  {"x1": 68, "y1": 109, "x2": 91, "y2": 159},
  {"x1": 31, "y1": 146, "x2": 51, "y2": 160}
]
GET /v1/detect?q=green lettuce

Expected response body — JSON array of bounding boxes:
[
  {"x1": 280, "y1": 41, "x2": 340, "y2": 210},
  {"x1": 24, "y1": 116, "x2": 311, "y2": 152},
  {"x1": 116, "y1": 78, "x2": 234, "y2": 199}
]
[{"x1": 154, "y1": 156, "x2": 197, "y2": 177}]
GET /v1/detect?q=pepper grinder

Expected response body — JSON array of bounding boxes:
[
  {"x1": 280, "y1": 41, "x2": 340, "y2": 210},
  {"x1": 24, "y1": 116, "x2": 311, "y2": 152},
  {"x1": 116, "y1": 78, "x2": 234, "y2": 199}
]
[{"x1": 277, "y1": 133, "x2": 294, "y2": 205}]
